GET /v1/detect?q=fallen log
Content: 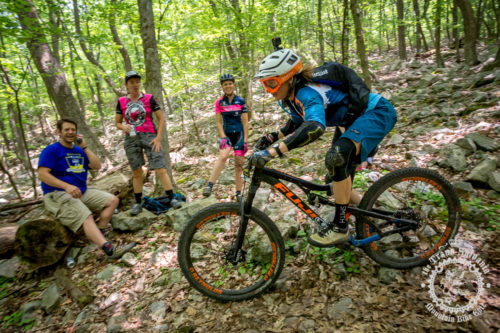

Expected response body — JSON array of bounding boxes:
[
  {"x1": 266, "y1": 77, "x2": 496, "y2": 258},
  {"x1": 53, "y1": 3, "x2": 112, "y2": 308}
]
[
  {"x1": 14, "y1": 218, "x2": 76, "y2": 268},
  {"x1": 0, "y1": 199, "x2": 43, "y2": 213},
  {"x1": 0, "y1": 225, "x2": 18, "y2": 258}
]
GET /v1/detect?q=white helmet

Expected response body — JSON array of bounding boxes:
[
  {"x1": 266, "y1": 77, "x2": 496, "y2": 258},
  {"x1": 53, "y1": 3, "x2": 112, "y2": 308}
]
[{"x1": 254, "y1": 49, "x2": 302, "y2": 79}]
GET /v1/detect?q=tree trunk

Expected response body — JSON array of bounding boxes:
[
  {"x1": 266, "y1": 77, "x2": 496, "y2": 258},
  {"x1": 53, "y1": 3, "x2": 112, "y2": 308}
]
[
  {"x1": 0, "y1": 107, "x2": 11, "y2": 152},
  {"x1": 341, "y1": 0, "x2": 349, "y2": 65},
  {"x1": 493, "y1": 0, "x2": 500, "y2": 40},
  {"x1": 454, "y1": 0, "x2": 480, "y2": 65},
  {"x1": 396, "y1": 0, "x2": 407, "y2": 60},
  {"x1": 45, "y1": 0, "x2": 60, "y2": 63},
  {"x1": 317, "y1": 0, "x2": 325, "y2": 64},
  {"x1": 109, "y1": 0, "x2": 133, "y2": 72},
  {"x1": 14, "y1": 0, "x2": 108, "y2": 160},
  {"x1": 0, "y1": 155, "x2": 22, "y2": 202},
  {"x1": 84, "y1": 68, "x2": 107, "y2": 136},
  {"x1": 452, "y1": 4, "x2": 461, "y2": 62},
  {"x1": 66, "y1": 41, "x2": 85, "y2": 115},
  {"x1": 350, "y1": 0, "x2": 372, "y2": 88},
  {"x1": 423, "y1": 0, "x2": 435, "y2": 45},
  {"x1": 72, "y1": 0, "x2": 125, "y2": 97},
  {"x1": 137, "y1": 0, "x2": 175, "y2": 186},
  {"x1": 434, "y1": 0, "x2": 444, "y2": 67},
  {"x1": 476, "y1": 0, "x2": 483, "y2": 39},
  {"x1": 413, "y1": 0, "x2": 428, "y2": 53}
]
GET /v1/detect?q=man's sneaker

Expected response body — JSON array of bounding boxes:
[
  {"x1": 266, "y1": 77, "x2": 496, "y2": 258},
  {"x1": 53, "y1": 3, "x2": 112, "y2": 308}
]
[
  {"x1": 130, "y1": 203, "x2": 142, "y2": 216},
  {"x1": 107, "y1": 242, "x2": 137, "y2": 260},
  {"x1": 170, "y1": 198, "x2": 182, "y2": 209},
  {"x1": 235, "y1": 193, "x2": 242, "y2": 202},
  {"x1": 308, "y1": 225, "x2": 349, "y2": 247},
  {"x1": 202, "y1": 186, "x2": 212, "y2": 197}
]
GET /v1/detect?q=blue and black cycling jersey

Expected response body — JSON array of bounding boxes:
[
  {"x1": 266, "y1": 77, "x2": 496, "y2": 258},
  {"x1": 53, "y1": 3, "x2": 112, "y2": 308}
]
[{"x1": 215, "y1": 95, "x2": 248, "y2": 133}]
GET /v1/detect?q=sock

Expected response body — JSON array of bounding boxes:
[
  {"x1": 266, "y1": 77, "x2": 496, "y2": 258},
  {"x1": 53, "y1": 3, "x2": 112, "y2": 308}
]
[
  {"x1": 102, "y1": 242, "x2": 114, "y2": 256},
  {"x1": 333, "y1": 203, "x2": 349, "y2": 230},
  {"x1": 208, "y1": 182, "x2": 214, "y2": 188},
  {"x1": 134, "y1": 193, "x2": 142, "y2": 204},
  {"x1": 235, "y1": 191, "x2": 241, "y2": 196},
  {"x1": 166, "y1": 190, "x2": 174, "y2": 200}
]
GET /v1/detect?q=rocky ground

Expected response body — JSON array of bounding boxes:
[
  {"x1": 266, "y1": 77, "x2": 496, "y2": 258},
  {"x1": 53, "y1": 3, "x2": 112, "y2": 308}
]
[{"x1": 0, "y1": 46, "x2": 499, "y2": 333}]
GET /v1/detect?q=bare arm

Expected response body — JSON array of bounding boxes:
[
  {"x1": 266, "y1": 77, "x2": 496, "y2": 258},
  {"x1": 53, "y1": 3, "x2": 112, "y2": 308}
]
[
  {"x1": 38, "y1": 167, "x2": 82, "y2": 198},
  {"x1": 215, "y1": 113, "x2": 225, "y2": 138},
  {"x1": 76, "y1": 134, "x2": 101, "y2": 170},
  {"x1": 241, "y1": 113, "x2": 248, "y2": 142},
  {"x1": 115, "y1": 113, "x2": 131, "y2": 133}
]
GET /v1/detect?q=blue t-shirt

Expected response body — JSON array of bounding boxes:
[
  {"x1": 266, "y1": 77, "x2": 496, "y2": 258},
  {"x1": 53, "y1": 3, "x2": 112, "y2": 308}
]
[{"x1": 38, "y1": 142, "x2": 90, "y2": 195}]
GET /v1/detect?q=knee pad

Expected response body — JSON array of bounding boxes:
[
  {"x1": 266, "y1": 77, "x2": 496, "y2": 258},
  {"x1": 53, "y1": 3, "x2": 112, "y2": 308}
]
[{"x1": 325, "y1": 138, "x2": 356, "y2": 182}]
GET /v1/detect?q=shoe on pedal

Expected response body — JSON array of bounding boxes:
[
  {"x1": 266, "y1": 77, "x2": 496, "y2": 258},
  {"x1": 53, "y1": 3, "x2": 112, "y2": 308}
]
[
  {"x1": 130, "y1": 203, "x2": 142, "y2": 216},
  {"x1": 308, "y1": 225, "x2": 349, "y2": 247},
  {"x1": 202, "y1": 186, "x2": 212, "y2": 197},
  {"x1": 107, "y1": 242, "x2": 136, "y2": 260}
]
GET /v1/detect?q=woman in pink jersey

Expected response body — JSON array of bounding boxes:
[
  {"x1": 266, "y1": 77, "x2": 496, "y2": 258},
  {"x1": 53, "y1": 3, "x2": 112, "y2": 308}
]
[
  {"x1": 203, "y1": 74, "x2": 248, "y2": 202},
  {"x1": 115, "y1": 71, "x2": 181, "y2": 215}
]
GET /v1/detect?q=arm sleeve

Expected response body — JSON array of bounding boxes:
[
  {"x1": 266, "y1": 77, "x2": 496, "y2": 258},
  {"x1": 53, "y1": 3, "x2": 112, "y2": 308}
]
[
  {"x1": 279, "y1": 118, "x2": 301, "y2": 136},
  {"x1": 150, "y1": 95, "x2": 161, "y2": 111},
  {"x1": 115, "y1": 100, "x2": 123, "y2": 115},
  {"x1": 282, "y1": 121, "x2": 325, "y2": 151}
]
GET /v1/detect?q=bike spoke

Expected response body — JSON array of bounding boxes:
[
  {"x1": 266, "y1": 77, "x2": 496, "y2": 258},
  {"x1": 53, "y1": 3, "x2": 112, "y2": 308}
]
[
  {"x1": 188, "y1": 213, "x2": 275, "y2": 292},
  {"x1": 357, "y1": 168, "x2": 459, "y2": 268}
]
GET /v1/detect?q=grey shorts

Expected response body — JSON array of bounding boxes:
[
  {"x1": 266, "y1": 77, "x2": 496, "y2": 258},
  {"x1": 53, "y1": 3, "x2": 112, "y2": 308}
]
[
  {"x1": 124, "y1": 132, "x2": 167, "y2": 171},
  {"x1": 43, "y1": 188, "x2": 114, "y2": 233}
]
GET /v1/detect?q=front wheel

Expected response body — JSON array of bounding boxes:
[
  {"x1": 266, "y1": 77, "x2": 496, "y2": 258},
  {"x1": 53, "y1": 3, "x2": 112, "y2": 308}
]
[
  {"x1": 178, "y1": 203, "x2": 285, "y2": 302},
  {"x1": 355, "y1": 168, "x2": 461, "y2": 269}
]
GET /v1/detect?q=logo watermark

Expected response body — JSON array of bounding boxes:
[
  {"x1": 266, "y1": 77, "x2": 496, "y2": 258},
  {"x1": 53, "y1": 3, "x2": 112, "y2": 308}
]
[{"x1": 421, "y1": 239, "x2": 490, "y2": 323}]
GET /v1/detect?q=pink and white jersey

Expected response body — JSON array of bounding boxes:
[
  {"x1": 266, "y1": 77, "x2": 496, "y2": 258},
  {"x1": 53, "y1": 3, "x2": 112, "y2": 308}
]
[{"x1": 116, "y1": 93, "x2": 161, "y2": 133}]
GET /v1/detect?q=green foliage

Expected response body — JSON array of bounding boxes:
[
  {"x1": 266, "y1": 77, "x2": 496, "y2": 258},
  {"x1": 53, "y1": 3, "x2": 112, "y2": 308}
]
[
  {"x1": 2, "y1": 310, "x2": 35, "y2": 331},
  {"x1": 0, "y1": 277, "x2": 12, "y2": 300},
  {"x1": 353, "y1": 170, "x2": 371, "y2": 191},
  {"x1": 463, "y1": 198, "x2": 500, "y2": 231}
]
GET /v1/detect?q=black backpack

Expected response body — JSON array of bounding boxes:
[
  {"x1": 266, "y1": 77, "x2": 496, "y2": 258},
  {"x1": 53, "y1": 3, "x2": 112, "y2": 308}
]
[{"x1": 310, "y1": 62, "x2": 370, "y2": 124}]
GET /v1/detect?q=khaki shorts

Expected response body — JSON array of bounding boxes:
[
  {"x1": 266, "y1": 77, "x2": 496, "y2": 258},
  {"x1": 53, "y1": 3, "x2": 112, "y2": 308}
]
[{"x1": 43, "y1": 188, "x2": 114, "y2": 233}]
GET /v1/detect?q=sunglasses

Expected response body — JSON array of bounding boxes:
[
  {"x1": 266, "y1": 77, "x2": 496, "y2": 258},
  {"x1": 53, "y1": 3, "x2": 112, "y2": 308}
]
[
  {"x1": 259, "y1": 61, "x2": 303, "y2": 94},
  {"x1": 260, "y1": 76, "x2": 288, "y2": 94}
]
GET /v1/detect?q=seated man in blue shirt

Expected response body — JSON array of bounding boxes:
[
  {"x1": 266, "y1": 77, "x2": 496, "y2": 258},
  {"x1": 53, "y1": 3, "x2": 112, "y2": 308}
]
[{"x1": 38, "y1": 119, "x2": 136, "y2": 260}]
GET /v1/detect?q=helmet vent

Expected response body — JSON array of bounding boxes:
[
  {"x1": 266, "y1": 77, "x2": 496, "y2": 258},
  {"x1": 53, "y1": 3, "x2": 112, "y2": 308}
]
[{"x1": 287, "y1": 55, "x2": 297, "y2": 65}]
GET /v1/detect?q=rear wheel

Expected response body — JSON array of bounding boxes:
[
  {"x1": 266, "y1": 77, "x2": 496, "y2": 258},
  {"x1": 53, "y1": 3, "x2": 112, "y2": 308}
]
[
  {"x1": 355, "y1": 168, "x2": 461, "y2": 269},
  {"x1": 178, "y1": 203, "x2": 285, "y2": 302}
]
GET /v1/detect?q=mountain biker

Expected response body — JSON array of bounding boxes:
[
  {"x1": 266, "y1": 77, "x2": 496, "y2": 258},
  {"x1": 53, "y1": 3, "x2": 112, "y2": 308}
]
[
  {"x1": 251, "y1": 48, "x2": 397, "y2": 247},
  {"x1": 203, "y1": 74, "x2": 249, "y2": 202},
  {"x1": 115, "y1": 70, "x2": 182, "y2": 215}
]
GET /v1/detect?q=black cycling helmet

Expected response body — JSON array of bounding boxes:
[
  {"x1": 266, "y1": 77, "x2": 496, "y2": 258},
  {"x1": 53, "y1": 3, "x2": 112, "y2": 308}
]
[
  {"x1": 220, "y1": 73, "x2": 235, "y2": 84},
  {"x1": 125, "y1": 70, "x2": 141, "y2": 83}
]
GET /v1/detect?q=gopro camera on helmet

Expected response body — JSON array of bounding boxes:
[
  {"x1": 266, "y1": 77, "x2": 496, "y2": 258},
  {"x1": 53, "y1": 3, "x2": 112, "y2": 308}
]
[{"x1": 272, "y1": 37, "x2": 282, "y2": 51}]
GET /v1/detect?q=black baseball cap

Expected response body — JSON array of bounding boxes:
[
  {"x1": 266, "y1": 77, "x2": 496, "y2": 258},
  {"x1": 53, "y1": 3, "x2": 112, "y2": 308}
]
[{"x1": 125, "y1": 71, "x2": 141, "y2": 83}]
